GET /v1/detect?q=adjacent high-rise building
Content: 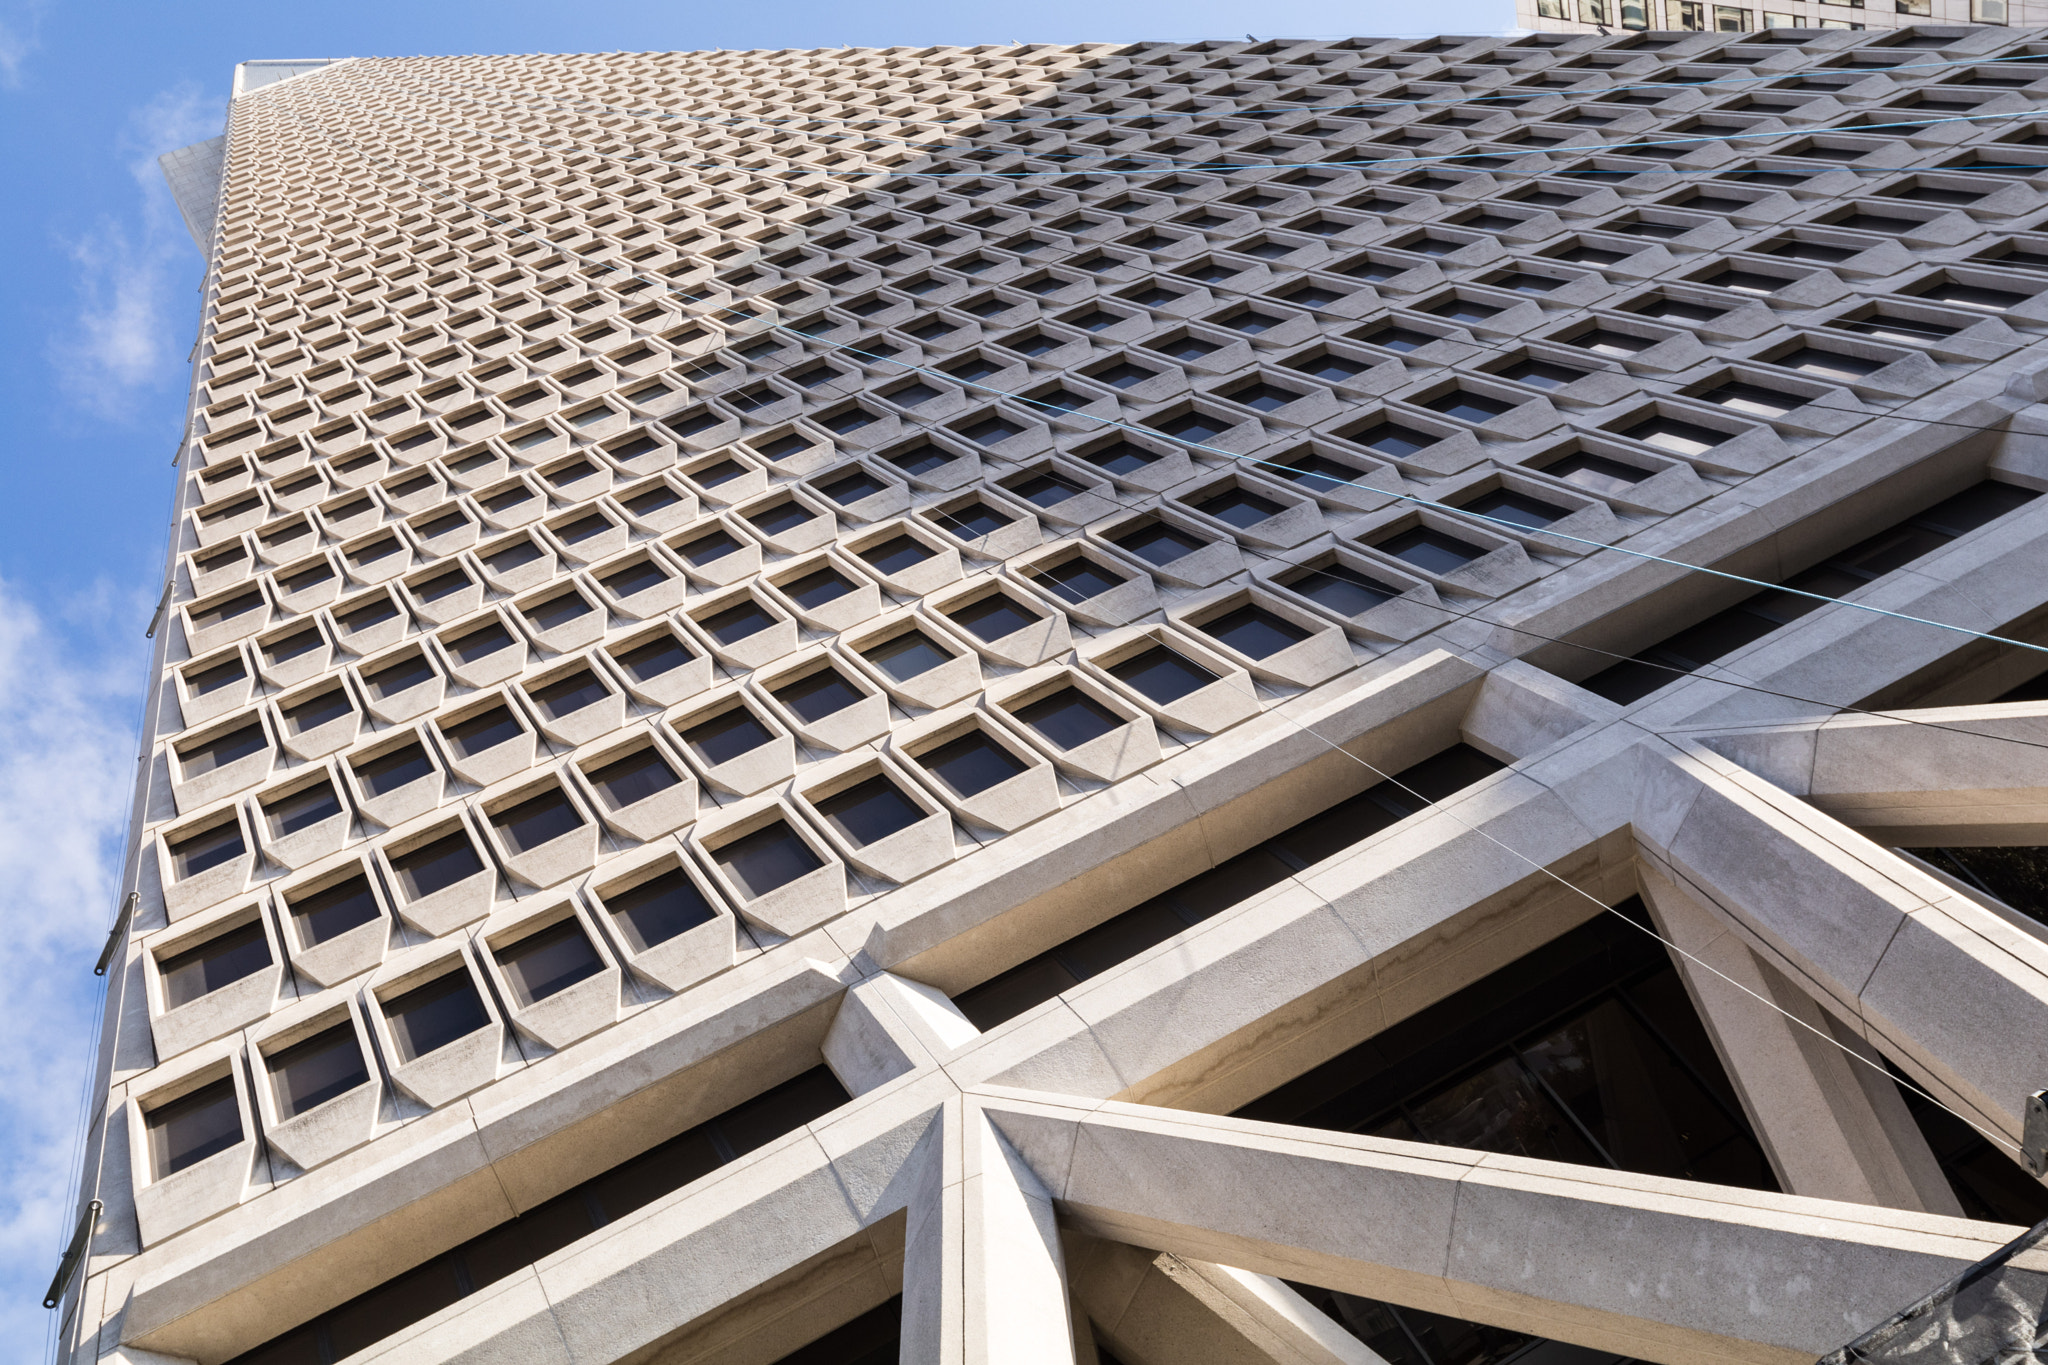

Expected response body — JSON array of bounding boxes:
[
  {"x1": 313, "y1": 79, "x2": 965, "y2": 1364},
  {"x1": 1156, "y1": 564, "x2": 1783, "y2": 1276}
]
[
  {"x1": 1515, "y1": 0, "x2": 2021, "y2": 38},
  {"x1": 58, "y1": 29, "x2": 2048, "y2": 1365}
]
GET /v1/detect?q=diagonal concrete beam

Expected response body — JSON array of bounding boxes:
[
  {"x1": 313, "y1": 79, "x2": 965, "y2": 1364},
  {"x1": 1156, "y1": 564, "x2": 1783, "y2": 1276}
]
[
  {"x1": 1635, "y1": 739, "x2": 2048, "y2": 1147},
  {"x1": 1687, "y1": 704, "x2": 2048, "y2": 846},
  {"x1": 976, "y1": 1088, "x2": 2032, "y2": 1365}
]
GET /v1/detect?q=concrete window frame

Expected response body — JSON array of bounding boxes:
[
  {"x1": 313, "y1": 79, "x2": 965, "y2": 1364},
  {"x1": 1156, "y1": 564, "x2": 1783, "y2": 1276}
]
[
  {"x1": 755, "y1": 645, "x2": 893, "y2": 753},
  {"x1": 340, "y1": 722, "x2": 447, "y2": 830},
  {"x1": 269, "y1": 675, "x2": 363, "y2": 761},
  {"x1": 927, "y1": 578, "x2": 1074, "y2": 669},
  {"x1": 175, "y1": 645, "x2": 256, "y2": 731},
  {"x1": 1170, "y1": 585, "x2": 1357, "y2": 687},
  {"x1": 143, "y1": 896, "x2": 286, "y2": 1061},
  {"x1": 433, "y1": 605, "x2": 533, "y2": 689},
  {"x1": 600, "y1": 620, "x2": 712, "y2": 708},
  {"x1": 1006, "y1": 540, "x2": 1161, "y2": 629},
  {"x1": 253, "y1": 762, "x2": 354, "y2": 870},
  {"x1": 1254, "y1": 545, "x2": 1441, "y2": 643},
  {"x1": 663, "y1": 511, "x2": 768, "y2": 587},
  {"x1": 667, "y1": 684, "x2": 799, "y2": 797},
  {"x1": 687, "y1": 581, "x2": 801, "y2": 670},
  {"x1": 838, "y1": 607, "x2": 987, "y2": 711},
  {"x1": 363, "y1": 941, "x2": 509, "y2": 1108},
  {"x1": 889, "y1": 705, "x2": 1062, "y2": 834},
  {"x1": 760, "y1": 546, "x2": 887, "y2": 635},
  {"x1": 247, "y1": 992, "x2": 382, "y2": 1172},
  {"x1": 475, "y1": 770, "x2": 603, "y2": 890},
  {"x1": 606, "y1": 470, "x2": 699, "y2": 534},
  {"x1": 157, "y1": 803, "x2": 259, "y2": 922},
  {"x1": 431, "y1": 687, "x2": 540, "y2": 788},
  {"x1": 353, "y1": 640, "x2": 448, "y2": 725},
  {"x1": 567, "y1": 726, "x2": 699, "y2": 844},
  {"x1": 794, "y1": 749, "x2": 958, "y2": 885},
  {"x1": 371, "y1": 808, "x2": 499, "y2": 937},
  {"x1": 168, "y1": 709, "x2": 277, "y2": 815},
  {"x1": 989, "y1": 664, "x2": 1164, "y2": 783},
  {"x1": 516, "y1": 652, "x2": 629, "y2": 749},
  {"x1": 692, "y1": 795, "x2": 849, "y2": 937},
  {"x1": 276, "y1": 853, "x2": 397, "y2": 988},
  {"x1": 474, "y1": 893, "x2": 624, "y2": 1050},
  {"x1": 540, "y1": 501, "x2": 631, "y2": 566},
  {"x1": 126, "y1": 1042, "x2": 258, "y2": 1247}
]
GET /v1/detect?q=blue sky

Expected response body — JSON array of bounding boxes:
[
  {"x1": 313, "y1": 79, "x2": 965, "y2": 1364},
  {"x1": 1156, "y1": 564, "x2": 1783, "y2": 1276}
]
[{"x1": 0, "y1": 0, "x2": 1511, "y2": 1355}]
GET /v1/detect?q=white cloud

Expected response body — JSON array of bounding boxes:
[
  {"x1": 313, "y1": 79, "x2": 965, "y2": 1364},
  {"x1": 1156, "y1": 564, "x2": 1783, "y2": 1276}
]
[
  {"x1": 0, "y1": 0, "x2": 45, "y2": 89},
  {"x1": 0, "y1": 583, "x2": 138, "y2": 1360},
  {"x1": 50, "y1": 81, "x2": 221, "y2": 421}
]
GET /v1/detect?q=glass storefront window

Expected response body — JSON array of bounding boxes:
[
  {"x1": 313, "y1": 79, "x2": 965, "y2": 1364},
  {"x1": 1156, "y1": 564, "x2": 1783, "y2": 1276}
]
[{"x1": 1714, "y1": 3, "x2": 1753, "y2": 27}]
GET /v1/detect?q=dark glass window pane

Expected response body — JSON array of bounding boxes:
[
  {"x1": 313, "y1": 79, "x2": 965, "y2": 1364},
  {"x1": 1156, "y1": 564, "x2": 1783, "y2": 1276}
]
[
  {"x1": 148, "y1": 1076, "x2": 242, "y2": 1177},
  {"x1": 918, "y1": 731, "x2": 1028, "y2": 797},
  {"x1": 356, "y1": 742, "x2": 434, "y2": 796},
  {"x1": 323, "y1": 1260, "x2": 466, "y2": 1361},
  {"x1": 460, "y1": 1196, "x2": 598, "y2": 1292},
  {"x1": 683, "y1": 706, "x2": 774, "y2": 766},
  {"x1": 886, "y1": 443, "x2": 953, "y2": 477},
  {"x1": 1113, "y1": 521, "x2": 1206, "y2": 567},
  {"x1": 715, "y1": 822, "x2": 825, "y2": 898},
  {"x1": 1033, "y1": 557, "x2": 1125, "y2": 604},
  {"x1": 1082, "y1": 441, "x2": 1161, "y2": 476},
  {"x1": 773, "y1": 1295, "x2": 902, "y2": 1365},
  {"x1": 588, "y1": 748, "x2": 681, "y2": 810},
  {"x1": 748, "y1": 500, "x2": 814, "y2": 537},
  {"x1": 445, "y1": 705, "x2": 523, "y2": 757},
  {"x1": 700, "y1": 600, "x2": 778, "y2": 644},
  {"x1": 1198, "y1": 605, "x2": 1310, "y2": 659},
  {"x1": 600, "y1": 560, "x2": 669, "y2": 599},
  {"x1": 1194, "y1": 488, "x2": 1285, "y2": 529},
  {"x1": 1285, "y1": 563, "x2": 1396, "y2": 617},
  {"x1": 713, "y1": 1067, "x2": 852, "y2": 1156},
  {"x1": 614, "y1": 634, "x2": 692, "y2": 683},
  {"x1": 774, "y1": 669, "x2": 865, "y2": 723},
  {"x1": 186, "y1": 658, "x2": 247, "y2": 695},
  {"x1": 1008, "y1": 472, "x2": 1086, "y2": 507},
  {"x1": 392, "y1": 832, "x2": 485, "y2": 899},
  {"x1": 1347, "y1": 422, "x2": 1438, "y2": 459},
  {"x1": 860, "y1": 534, "x2": 936, "y2": 575},
  {"x1": 263, "y1": 627, "x2": 324, "y2": 666},
  {"x1": 818, "y1": 471, "x2": 888, "y2": 505},
  {"x1": 1408, "y1": 1055, "x2": 1606, "y2": 1164},
  {"x1": 495, "y1": 919, "x2": 604, "y2": 1006},
  {"x1": 171, "y1": 820, "x2": 245, "y2": 880},
  {"x1": 530, "y1": 670, "x2": 610, "y2": 719},
  {"x1": 364, "y1": 653, "x2": 435, "y2": 698},
  {"x1": 447, "y1": 621, "x2": 516, "y2": 664},
  {"x1": 815, "y1": 776, "x2": 926, "y2": 846},
  {"x1": 1013, "y1": 689, "x2": 1122, "y2": 750},
  {"x1": 938, "y1": 501, "x2": 1013, "y2": 540},
  {"x1": 384, "y1": 969, "x2": 491, "y2": 1062},
  {"x1": 1109, "y1": 645, "x2": 1219, "y2": 704},
  {"x1": 607, "y1": 868, "x2": 719, "y2": 952},
  {"x1": 159, "y1": 921, "x2": 271, "y2": 1009},
  {"x1": 1462, "y1": 488, "x2": 1567, "y2": 531},
  {"x1": 782, "y1": 568, "x2": 857, "y2": 610},
  {"x1": 268, "y1": 1023, "x2": 370, "y2": 1118},
  {"x1": 677, "y1": 529, "x2": 742, "y2": 566},
  {"x1": 947, "y1": 594, "x2": 1040, "y2": 642},
  {"x1": 1374, "y1": 527, "x2": 1484, "y2": 574},
  {"x1": 289, "y1": 875, "x2": 381, "y2": 945},
  {"x1": 863, "y1": 631, "x2": 953, "y2": 682},
  {"x1": 1425, "y1": 391, "x2": 1512, "y2": 422},
  {"x1": 493, "y1": 788, "x2": 585, "y2": 854},
  {"x1": 1546, "y1": 452, "x2": 1646, "y2": 497},
  {"x1": 282, "y1": 688, "x2": 353, "y2": 734},
  {"x1": 955, "y1": 955, "x2": 1083, "y2": 1030},
  {"x1": 264, "y1": 781, "x2": 342, "y2": 838},
  {"x1": 1916, "y1": 480, "x2": 2036, "y2": 538}
]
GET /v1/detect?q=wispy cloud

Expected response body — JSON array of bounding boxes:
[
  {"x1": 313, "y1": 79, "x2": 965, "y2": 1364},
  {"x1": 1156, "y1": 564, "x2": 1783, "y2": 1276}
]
[
  {"x1": 0, "y1": 582, "x2": 139, "y2": 1361},
  {"x1": 50, "y1": 81, "x2": 221, "y2": 421},
  {"x1": 0, "y1": 0, "x2": 46, "y2": 89}
]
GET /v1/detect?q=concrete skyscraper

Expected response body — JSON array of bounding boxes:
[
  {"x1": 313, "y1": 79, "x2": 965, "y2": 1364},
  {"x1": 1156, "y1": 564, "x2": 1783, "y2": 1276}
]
[{"x1": 52, "y1": 30, "x2": 2048, "y2": 1365}]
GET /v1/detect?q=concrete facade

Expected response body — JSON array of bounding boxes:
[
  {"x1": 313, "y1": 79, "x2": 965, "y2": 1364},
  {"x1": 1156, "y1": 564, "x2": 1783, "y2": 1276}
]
[{"x1": 58, "y1": 29, "x2": 2048, "y2": 1365}]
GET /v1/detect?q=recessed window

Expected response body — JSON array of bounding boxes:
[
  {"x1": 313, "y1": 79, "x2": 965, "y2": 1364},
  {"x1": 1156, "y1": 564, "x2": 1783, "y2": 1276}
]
[
  {"x1": 524, "y1": 592, "x2": 594, "y2": 633},
  {"x1": 675, "y1": 529, "x2": 743, "y2": 567},
  {"x1": 1699, "y1": 381, "x2": 1800, "y2": 416},
  {"x1": 1632, "y1": 297, "x2": 1723, "y2": 323},
  {"x1": 689, "y1": 458, "x2": 749, "y2": 490},
  {"x1": 1013, "y1": 688, "x2": 1123, "y2": 750},
  {"x1": 1193, "y1": 488, "x2": 1285, "y2": 529},
  {"x1": 1289, "y1": 353, "x2": 1369, "y2": 383},
  {"x1": 267, "y1": 1023, "x2": 369, "y2": 1119},
  {"x1": 1375, "y1": 527, "x2": 1486, "y2": 574},
  {"x1": 773, "y1": 669, "x2": 865, "y2": 723},
  {"x1": 1462, "y1": 488, "x2": 1569, "y2": 530},
  {"x1": 445, "y1": 705, "x2": 523, "y2": 757},
  {"x1": 1773, "y1": 347, "x2": 1882, "y2": 380},
  {"x1": 599, "y1": 559, "x2": 670, "y2": 600},
  {"x1": 1007, "y1": 472, "x2": 1086, "y2": 508},
  {"x1": 185, "y1": 657, "x2": 247, "y2": 696},
  {"x1": 1425, "y1": 391, "x2": 1513, "y2": 423},
  {"x1": 553, "y1": 514, "x2": 611, "y2": 546},
  {"x1": 747, "y1": 500, "x2": 815, "y2": 538},
  {"x1": 586, "y1": 748, "x2": 681, "y2": 809},
  {"x1": 1032, "y1": 557, "x2": 1126, "y2": 605},
  {"x1": 682, "y1": 706, "x2": 774, "y2": 766},
  {"x1": 263, "y1": 780, "x2": 343, "y2": 839},
  {"x1": 1916, "y1": 280, "x2": 2027, "y2": 311},
  {"x1": 1345, "y1": 422, "x2": 1439, "y2": 460},
  {"x1": 391, "y1": 832, "x2": 485, "y2": 900},
  {"x1": 1113, "y1": 520, "x2": 1208, "y2": 567},
  {"x1": 606, "y1": 868, "x2": 718, "y2": 952},
  {"x1": 1081, "y1": 441, "x2": 1161, "y2": 476},
  {"x1": 698, "y1": 600, "x2": 778, "y2": 645},
  {"x1": 1094, "y1": 361, "x2": 1158, "y2": 389},
  {"x1": 1152, "y1": 334, "x2": 1221, "y2": 361},
  {"x1": 782, "y1": 568, "x2": 858, "y2": 611},
  {"x1": 159, "y1": 920, "x2": 271, "y2": 1009},
  {"x1": 818, "y1": 470, "x2": 888, "y2": 505},
  {"x1": 1354, "y1": 325, "x2": 1435, "y2": 353},
  {"x1": 859, "y1": 535, "x2": 936, "y2": 575},
  {"x1": 364, "y1": 652, "x2": 435, "y2": 699},
  {"x1": 492, "y1": 788, "x2": 585, "y2": 854},
  {"x1": 170, "y1": 819, "x2": 245, "y2": 881},
  {"x1": 146, "y1": 1077, "x2": 242, "y2": 1178},
  {"x1": 1267, "y1": 452, "x2": 1363, "y2": 494},
  {"x1": 288, "y1": 874, "x2": 381, "y2": 945},
  {"x1": 282, "y1": 688, "x2": 353, "y2": 735},
  {"x1": 529, "y1": 669, "x2": 610, "y2": 721},
  {"x1": 1108, "y1": 645, "x2": 1219, "y2": 704},
  {"x1": 937, "y1": 501, "x2": 1013, "y2": 540},
  {"x1": 178, "y1": 723, "x2": 267, "y2": 777},
  {"x1": 958, "y1": 416, "x2": 1025, "y2": 447},
  {"x1": 495, "y1": 919, "x2": 604, "y2": 1007},
  {"x1": 1224, "y1": 382, "x2": 1304, "y2": 413},
  {"x1": 191, "y1": 591, "x2": 264, "y2": 632},
  {"x1": 613, "y1": 633, "x2": 693, "y2": 685},
  {"x1": 383, "y1": 969, "x2": 491, "y2": 1062},
  {"x1": 354, "y1": 742, "x2": 434, "y2": 797},
  {"x1": 1198, "y1": 604, "x2": 1311, "y2": 659},
  {"x1": 946, "y1": 594, "x2": 1041, "y2": 642},
  {"x1": 482, "y1": 537, "x2": 544, "y2": 574},
  {"x1": 1572, "y1": 329, "x2": 1656, "y2": 357},
  {"x1": 814, "y1": 776, "x2": 925, "y2": 846},
  {"x1": 1545, "y1": 452, "x2": 1648, "y2": 496},
  {"x1": 446, "y1": 621, "x2": 517, "y2": 665},
  {"x1": 714, "y1": 822, "x2": 825, "y2": 898},
  {"x1": 622, "y1": 483, "x2": 683, "y2": 518},
  {"x1": 1283, "y1": 563, "x2": 1398, "y2": 616},
  {"x1": 1498, "y1": 359, "x2": 1585, "y2": 390},
  {"x1": 1155, "y1": 412, "x2": 1230, "y2": 444},
  {"x1": 862, "y1": 631, "x2": 953, "y2": 683},
  {"x1": 918, "y1": 731, "x2": 1028, "y2": 797},
  {"x1": 1621, "y1": 415, "x2": 1728, "y2": 456}
]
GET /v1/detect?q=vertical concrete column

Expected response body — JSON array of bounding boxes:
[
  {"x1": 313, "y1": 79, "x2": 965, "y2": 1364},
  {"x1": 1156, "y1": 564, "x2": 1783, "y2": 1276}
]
[
  {"x1": 902, "y1": 1101, "x2": 1077, "y2": 1364},
  {"x1": 824, "y1": 970, "x2": 982, "y2": 1095},
  {"x1": 1639, "y1": 862, "x2": 1963, "y2": 1214}
]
